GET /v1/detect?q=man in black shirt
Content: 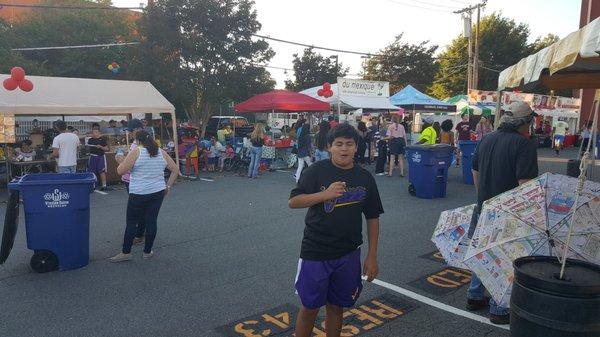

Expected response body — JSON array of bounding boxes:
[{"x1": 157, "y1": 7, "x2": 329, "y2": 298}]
[
  {"x1": 289, "y1": 124, "x2": 384, "y2": 337},
  {"x1": 467, "y1": 101, "x2": 538, "y2": 325},
  {"x1": 87, "y1": 127, "x2": 111, "y2": 191}
]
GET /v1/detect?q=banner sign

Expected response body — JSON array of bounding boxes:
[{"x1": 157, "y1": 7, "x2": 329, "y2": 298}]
[
  {"x1": 469, "y1": 89, "x2": 580, "y2": 117},
  {"x1": 468, "y1": 89, "x2": 499, "y2": 107},
  {"x1": 338, "y1": 78, "x2": 390, "y2": 98}
]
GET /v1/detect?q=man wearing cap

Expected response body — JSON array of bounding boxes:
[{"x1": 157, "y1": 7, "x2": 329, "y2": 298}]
[
  {"x1": 467, "y1": 101, "x2": 539, "y2": 325},
  {"x1": 117, "y1": 119, "x2": 147, "y2": 245},
  {"x1": 417, "y1": 117, "x2": 437, "y2": 145}
]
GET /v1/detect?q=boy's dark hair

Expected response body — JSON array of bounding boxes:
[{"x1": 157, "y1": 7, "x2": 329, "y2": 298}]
[
  {"x1": 327, "y1": 116, "x2": 334, "y2": 121},
  {"x1": 21, "y1": 139, "x2": 32, "y2": 146},
  {"x1": 91, "y1": 123, "x2": 100, "y2": 128},
  {"x1": 327, "y1": 123, "x2": 359, "y2": 146},
  {"x1": 56, "y1": 121, "x2": 67, "y2": 131},
  {"x1": 441, "y1": 119, "x2": 453, "y2": 132}
]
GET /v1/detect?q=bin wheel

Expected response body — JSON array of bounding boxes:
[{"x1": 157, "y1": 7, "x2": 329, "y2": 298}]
[
  {"x1": 30, "y1": 250, "x2": 58, "y2": 273},
  {"x1": 408, "y1": 183, "x2": 416, "y2": 196}
]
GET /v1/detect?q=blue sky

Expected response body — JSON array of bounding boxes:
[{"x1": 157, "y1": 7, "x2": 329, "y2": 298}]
[{"x1": 115, "y1": 0, "x2": 581, "y2": 88}]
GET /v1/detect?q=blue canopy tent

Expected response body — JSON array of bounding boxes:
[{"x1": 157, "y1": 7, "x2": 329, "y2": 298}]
[{"x1": 390, "y1": 85, "x2": 456, "y2": 113}]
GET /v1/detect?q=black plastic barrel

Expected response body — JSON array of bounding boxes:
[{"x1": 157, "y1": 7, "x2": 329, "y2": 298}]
[
  {"x1": 510, "y1": 256, "x2": 600, "y2": 337},
  {"x1": 567, "y1": 159, "x2": 581, "y2": 178}
]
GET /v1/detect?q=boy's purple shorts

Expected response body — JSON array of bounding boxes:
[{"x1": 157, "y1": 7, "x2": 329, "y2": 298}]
[
  {"x1": 88, "y1": 155, "x2": 106, "y2": 174},
  {"x1": 294, "y1": 248, "x2": 363, "y2": 309}
]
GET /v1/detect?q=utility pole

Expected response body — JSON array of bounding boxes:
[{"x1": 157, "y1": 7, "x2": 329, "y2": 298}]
[{"x1": 454, "y1": 1, "x2": 486, "y2": 91}]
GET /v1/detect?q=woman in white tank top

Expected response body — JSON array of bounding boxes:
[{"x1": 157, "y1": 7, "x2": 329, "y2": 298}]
[{"x1": 110, "y1": 131, "x2": 180, "y2": 262}]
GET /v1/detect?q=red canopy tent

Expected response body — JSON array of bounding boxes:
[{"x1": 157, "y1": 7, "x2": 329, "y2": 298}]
[{"x1": 235, "y1": 90, "x2": 330, "y2": 113}]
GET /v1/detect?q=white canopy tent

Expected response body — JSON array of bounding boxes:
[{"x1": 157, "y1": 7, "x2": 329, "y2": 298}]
[
  {"x1": 0, "y1": 74, "x2": 178, "y2": 161},
  {"x1": 300, "y1": 83, "x2": 399, "y2": 110}
]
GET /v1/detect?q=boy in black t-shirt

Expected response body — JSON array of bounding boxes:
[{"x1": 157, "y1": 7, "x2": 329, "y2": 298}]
[
  {"x1": 289, "y1": 124, "x2": 384, "y2": 337},
  {"x1": 87, "y1": 127, "x2": 110, "y2": 191}
]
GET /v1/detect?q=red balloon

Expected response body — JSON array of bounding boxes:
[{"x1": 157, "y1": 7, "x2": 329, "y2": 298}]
[
  {"x1": 111, "y1": 62, "x2": 118, "y2": 68},
  {"x1": 18, "y1": 79, "x2": 33, "y2": 92},
  {"x1": 324, "y1": 90, "x2": 333, "y2": 98},
  {"x1": 323, "y1": 82, "x2": 331, "y2": 90},
  {"x1": 10, "y1": 67, "x2": 25, "y2": 82},
  {"x1": 317, "y1": 89, "x2": 324, "y2": 96},
  {"x1": 3, "y1": 78, "x2": 18, "y2": 91}
]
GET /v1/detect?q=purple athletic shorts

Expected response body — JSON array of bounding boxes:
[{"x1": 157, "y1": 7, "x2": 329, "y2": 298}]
[
  {"x1": 294, "y1": 248, "x2": 363, "y2": 309},
  {"x1": 88, "y1": 155, "x2": 106, "y2": 175}
]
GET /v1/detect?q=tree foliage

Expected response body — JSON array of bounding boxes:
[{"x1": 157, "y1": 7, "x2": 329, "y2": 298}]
[
  {"x1": 136, "y1": 0, "x2": 276, "y2": 133},
  {"x1": 284, "y1": 48, "x2": 348, "y2": 91},
  {"x1": 363, "y1": 34, "x2": 438, "y2": 94},
  {"x1": 429, "y1": 12, "x2": 542, "y2": 99},
  {"x1": 529, "y1": 33, "x2": 559, "y2": 54},
  {"x1": 4, "y1": 0, "x2": 138, "y2": 79}
]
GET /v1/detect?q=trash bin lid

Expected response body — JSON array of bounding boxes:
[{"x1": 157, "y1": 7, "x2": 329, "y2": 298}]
[
  {"x1": 406, "y1": 144, "x2": 454, "y2": 152},
  {"x1": 11, "y1": 173, "x2": 96, "y2": 187}
]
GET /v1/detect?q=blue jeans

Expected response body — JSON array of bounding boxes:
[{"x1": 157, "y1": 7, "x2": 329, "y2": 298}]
[
  {"x1": 248, "y1": 146, "x2": 263, "y2": 178},
  {"x1": 467, "y1": 273, "x2": 509, "y2": 316},
  {"x1": 58, "y1": 166, "x2": 76, "y2": 173},
  {"x1": 314, "y1": 149, "x2": 329, "y2": 161},
  {"x1": 122, "y1": 190, "x2": 165, "y2": 254}
]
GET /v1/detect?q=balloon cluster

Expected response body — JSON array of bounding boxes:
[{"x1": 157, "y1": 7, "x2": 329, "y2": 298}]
[
  {"x1": 317, "y1": 82, "x2": 333, "y2": 98},
  {"x1": 107, "y1": 61, "x2": 120, "y2": 74},
  {"x1": 3, "y1": 67, "x2": 34, "y2": 92}
]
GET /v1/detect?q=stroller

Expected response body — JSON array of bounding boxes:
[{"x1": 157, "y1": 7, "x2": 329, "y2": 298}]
[{"x1": 225, "y1": 146, "x2": 251, "y2": 176}]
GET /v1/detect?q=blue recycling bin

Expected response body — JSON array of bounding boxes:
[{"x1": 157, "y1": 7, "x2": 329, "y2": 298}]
[
  {"x1": 8, "y1": 173, "x2": 96, "y2": 272},
  {"x1": 596, "y1": 135, "x2": 600, "y2": 159},
  {"x1": 458, "y1": 140, "x2": 479, "y2": 185},
  {"x1": 406, "y1": 144, "x2": 454, "y2": 199}
]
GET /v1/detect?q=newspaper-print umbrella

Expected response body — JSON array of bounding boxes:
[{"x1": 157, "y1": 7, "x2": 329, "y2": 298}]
[
  {"x1": 431, "y1": 204, "x2": 476, "y2": 269},
  {"x1": 463, "y1": 173, "x2": 600, "y2": 307}
]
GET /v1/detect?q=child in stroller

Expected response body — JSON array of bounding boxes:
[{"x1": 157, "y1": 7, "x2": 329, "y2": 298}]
[{"x1": 224, "y1": 146, "x2": 251, "y2": 175}]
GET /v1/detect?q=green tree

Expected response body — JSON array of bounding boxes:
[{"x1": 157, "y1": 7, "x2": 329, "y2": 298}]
[
  {"x1": 529, "y1": 33, "x2": 559, "y2": 53},
  {"x1": 284, "y1": 48, "x2": 348, "y2": 91},
  {"x1": 136, "y1": 0, "x2": 275, "y2": 134},
  {"x1": 363, "y1": 34, "x2": 438, "y2": 94},
  {"x1": 0, "y1": 19, "x2": 44, "y2": 74},
  {"x1": 429, "y1": 12, "x2": 531, "y2": 99},
  {"x1": 5, "y1": 0, "x2": 138, "y2": 79}
]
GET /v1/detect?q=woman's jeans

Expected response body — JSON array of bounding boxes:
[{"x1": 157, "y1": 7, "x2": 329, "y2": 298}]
[
  {"x1": 295, "y1": 156, "x2": 313, "y2": 182},
  {"x1": 248, "y1": 146, "x2": 263, "y2": 178},
  {"x1": 315, "y1": 149, "x2": 329, "y2": 161},
  {"x1": 122, "y1": 190, "x2": 165, "y2": 254},
  {"x1": 467, "y1": 273, "x2": 509, "y2": 316}
]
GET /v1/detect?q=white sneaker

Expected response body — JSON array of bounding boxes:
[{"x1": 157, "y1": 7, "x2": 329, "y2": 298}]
[
  {"x1": 376, "y1": 173, "x2": 386, "y2": 176},
  {"x1": 142, "y1": 251, "x2": 154, "y2": 259},
  {"x1": 109, "y1": 252, "x2": 132, "y2": 263}
]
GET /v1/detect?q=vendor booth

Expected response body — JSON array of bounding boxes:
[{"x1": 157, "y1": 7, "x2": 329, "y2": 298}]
[
  {"x1": 390, "y1": 85, "x2": 456, "y2": 139},
  {"x1": 0, "y1": 74, "x2": 177, "y2": 183},
  {"x1": 235, "y1": 90, "x2": 329, "y2": 169}
]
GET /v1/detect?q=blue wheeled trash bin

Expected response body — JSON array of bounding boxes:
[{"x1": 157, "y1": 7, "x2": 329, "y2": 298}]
[
  {"x1": 405, "y1": 144, "x2": 454, "y2": 199},
  {"x1": 458, "y1": 140, "x2": 479, "y2": 185},
  {"x1": 6, "y1": 173, "x2": 96, "y2": 273}
]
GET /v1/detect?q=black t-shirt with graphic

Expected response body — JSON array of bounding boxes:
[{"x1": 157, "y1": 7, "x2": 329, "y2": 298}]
[
  {"x1": 472, "y1": 129, "x2": 538, "y2": 208},
  {"x1": 87, "y1": 137, "x2": 107, "y2": 156},
  {"x1": 290, "y1": 160, "x2": 384, "y2": 261}
]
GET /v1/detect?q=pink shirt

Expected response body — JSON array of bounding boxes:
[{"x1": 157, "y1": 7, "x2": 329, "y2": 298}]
[
  {"x1": 121, "y1": 142, "x2": 138, "y2": 183},
  {"x1": 386, "y1": 123, "x2": 406, "y2": 139}
]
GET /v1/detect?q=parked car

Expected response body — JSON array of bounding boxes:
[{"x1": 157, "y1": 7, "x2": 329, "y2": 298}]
[{"x1": 204, "y1": 116, "x2": 254, "y2": 139}]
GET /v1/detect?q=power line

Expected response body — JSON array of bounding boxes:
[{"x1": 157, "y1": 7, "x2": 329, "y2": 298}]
[
  {"x1": 252, "y1": 34, "x2": 381, "y2": 57},
  {"x1": 12, "y1": 42, "x2": 140, "y2": 51},
  {"x1": 410, "y1": 0, "x2": 460, "y2": 10},
  {"x1": 0, "y1": 3, "x2": 142, "y2": 10}
]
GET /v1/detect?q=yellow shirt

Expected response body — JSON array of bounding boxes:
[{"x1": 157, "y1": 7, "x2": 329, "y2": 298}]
[{"x1": 419, "y1": 126, "x2": 437, "y2": 145}]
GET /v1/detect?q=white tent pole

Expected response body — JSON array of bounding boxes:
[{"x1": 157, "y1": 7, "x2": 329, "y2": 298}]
[
  {"x1": 559, "y1": 99, "x2": 598, "y2": 279},
  {"x1": 172, "y1": 112, "x2": 179, "y2": 166}
]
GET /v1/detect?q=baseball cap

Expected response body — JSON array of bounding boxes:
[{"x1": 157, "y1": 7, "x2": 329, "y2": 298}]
[
  {"x1": 504, "y1": 101, "x2": 537, "y2": 119},
  {"x1": 423, "y1": 117, "x2": 434, "y2": 124},
  {"x1": 127, "y1": 118, "x2": 143, "y2": 131}
]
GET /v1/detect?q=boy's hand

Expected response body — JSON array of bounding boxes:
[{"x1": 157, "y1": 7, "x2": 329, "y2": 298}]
[
  {"x1": 322, "y1": 181, "x2": 346, "y2": 201},
  {"x1": 363, "y1": 255, "x2": 378, "y2": 282}
]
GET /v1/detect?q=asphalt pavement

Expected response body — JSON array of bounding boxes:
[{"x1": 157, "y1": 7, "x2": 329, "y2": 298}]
[{"x1": 0, "y1": 147, "x2": 585, "y2": 337}]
